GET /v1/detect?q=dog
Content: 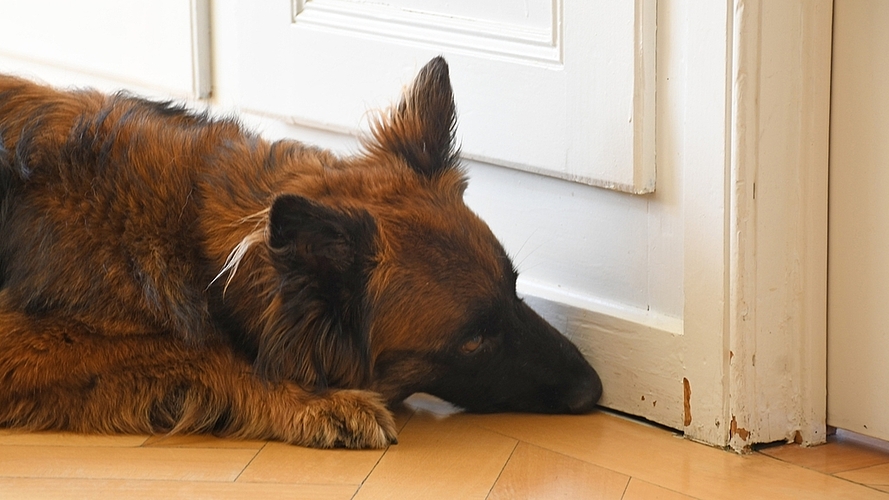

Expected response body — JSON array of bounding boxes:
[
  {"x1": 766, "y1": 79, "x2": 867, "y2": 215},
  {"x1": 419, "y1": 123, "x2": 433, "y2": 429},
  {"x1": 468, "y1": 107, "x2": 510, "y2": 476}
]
[{"x1": 0, "y1": 57, "x2": 602, "y2": 449}]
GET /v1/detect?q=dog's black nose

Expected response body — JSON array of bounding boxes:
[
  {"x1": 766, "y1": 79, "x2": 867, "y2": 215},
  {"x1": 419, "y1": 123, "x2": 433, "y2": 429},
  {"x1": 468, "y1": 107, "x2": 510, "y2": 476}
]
[{"x1": 566, "y1": 369, "x2": 603, "y2": 414}]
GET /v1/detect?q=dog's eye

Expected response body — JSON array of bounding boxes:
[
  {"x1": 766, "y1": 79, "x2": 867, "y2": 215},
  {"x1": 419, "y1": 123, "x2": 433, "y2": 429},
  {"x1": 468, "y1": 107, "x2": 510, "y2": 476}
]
[{"x1": 460, "y1": 335, "x2": 484, "y2": 354}]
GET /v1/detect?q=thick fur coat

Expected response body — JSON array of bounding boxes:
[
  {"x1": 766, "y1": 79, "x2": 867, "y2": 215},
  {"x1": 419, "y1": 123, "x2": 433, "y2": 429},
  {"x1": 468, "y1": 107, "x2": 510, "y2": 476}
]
[{"x1": 0, "y1": 58, "x2": 601, "y2": 448}]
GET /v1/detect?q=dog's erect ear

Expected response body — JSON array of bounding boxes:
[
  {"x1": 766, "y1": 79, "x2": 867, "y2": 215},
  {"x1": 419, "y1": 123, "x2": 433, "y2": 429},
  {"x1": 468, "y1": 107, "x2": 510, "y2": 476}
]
[
  {"x1": 367, "y1": 56, "x2": 460, "y2": 178},
  {"x1": 257, "y1": 194, "x2": 377, "y2": 390}
]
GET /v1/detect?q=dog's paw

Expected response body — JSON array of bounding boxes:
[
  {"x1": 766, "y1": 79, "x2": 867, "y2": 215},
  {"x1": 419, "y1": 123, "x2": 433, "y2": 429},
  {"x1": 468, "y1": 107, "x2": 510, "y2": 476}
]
[{"x1": 294, "y1": 389, "x2": 398, "y2": 449}]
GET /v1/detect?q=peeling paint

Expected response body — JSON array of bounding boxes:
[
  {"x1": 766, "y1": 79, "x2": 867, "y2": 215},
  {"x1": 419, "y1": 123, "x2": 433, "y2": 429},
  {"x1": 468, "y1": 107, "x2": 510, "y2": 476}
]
[
  {"x1": 683, "y1": 378, "x2": 692, "y2": 426},
  {"x1": 730, "y1": 415, "x2": 750, "y2": 441}
]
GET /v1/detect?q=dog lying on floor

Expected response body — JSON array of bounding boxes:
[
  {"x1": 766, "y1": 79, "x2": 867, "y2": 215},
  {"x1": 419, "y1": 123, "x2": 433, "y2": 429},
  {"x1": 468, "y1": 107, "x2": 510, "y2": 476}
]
[{"x1": 0, "y1": 57, "x2": 602, "y2": 448}]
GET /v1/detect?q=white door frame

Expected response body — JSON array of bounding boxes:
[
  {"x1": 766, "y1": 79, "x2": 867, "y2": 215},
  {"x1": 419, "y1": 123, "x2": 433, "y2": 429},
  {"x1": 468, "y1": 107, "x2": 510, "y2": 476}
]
[{"x1": 721, "y1": 0, "x2": 832, "y2": 450}]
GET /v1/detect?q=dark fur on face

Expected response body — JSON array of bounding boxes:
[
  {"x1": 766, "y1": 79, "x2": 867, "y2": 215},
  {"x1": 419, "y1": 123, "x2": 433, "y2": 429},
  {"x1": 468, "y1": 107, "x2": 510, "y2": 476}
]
[{"x1": 0, "y1": 57, "x2": 601, "y2": 449}]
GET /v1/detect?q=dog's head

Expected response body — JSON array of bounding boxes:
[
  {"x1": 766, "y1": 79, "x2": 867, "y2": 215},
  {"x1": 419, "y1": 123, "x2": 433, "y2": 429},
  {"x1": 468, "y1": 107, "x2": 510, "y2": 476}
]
[{"x1": 256, "y1": 57, "x2": 601, "y2": 414}]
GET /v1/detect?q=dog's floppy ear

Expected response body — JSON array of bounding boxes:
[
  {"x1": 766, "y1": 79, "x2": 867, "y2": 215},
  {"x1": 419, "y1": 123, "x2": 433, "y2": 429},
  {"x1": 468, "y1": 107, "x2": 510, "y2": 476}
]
[
  {"x1": 256, "y1": 194, "x2": 377, "y2": 390},
  {"x1": 366, "y1": 56, "x2": 460, "y2": 178}
]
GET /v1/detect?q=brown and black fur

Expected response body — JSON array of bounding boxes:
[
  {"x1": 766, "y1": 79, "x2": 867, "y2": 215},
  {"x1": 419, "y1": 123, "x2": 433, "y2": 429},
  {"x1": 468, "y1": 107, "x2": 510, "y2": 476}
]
[{"x1": 0, "y1": 58, "x2": 602, "y2": 449}]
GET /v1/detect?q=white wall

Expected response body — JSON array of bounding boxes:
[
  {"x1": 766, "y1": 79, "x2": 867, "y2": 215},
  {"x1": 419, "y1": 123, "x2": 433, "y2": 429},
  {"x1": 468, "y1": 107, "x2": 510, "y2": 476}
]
[{"x1": 828, "y1": 0, "x2": 889, "y2": 441}]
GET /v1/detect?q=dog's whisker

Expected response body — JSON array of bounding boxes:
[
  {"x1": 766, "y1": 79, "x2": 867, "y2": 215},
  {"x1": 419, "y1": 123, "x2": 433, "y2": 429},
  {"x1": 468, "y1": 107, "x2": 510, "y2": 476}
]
[
  {"x1": 513, "y1": 233, "x2": 546, "y2": 274},
  {"x1": 235, "y1": 207, "x2": 270, "y2": 226},
  {"x1": 209, "y1": 229, "x2": 265, "y2": 294}
]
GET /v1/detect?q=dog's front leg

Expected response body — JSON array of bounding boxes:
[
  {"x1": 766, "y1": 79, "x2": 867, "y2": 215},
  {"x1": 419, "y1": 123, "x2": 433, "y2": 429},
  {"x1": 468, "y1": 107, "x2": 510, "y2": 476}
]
[
  {"x1": 0, "y1": 310, "x2": 397, "y2": 449},
  {"x1": 251, "y1": 385, "x2": 398, "y2": 449}
]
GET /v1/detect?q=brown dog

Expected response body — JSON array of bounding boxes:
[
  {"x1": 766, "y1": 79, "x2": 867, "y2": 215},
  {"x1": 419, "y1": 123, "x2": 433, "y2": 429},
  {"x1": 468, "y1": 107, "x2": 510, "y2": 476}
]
[{"x1": 0, "y1": 58, "x2": 601, "y2": 448}]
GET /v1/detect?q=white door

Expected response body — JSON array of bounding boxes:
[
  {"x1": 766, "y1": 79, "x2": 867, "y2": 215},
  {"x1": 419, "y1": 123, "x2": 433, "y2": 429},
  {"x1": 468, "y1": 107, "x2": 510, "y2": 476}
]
[{"x1": 828, "y1": 0, "x2": 889, "y2": 441}]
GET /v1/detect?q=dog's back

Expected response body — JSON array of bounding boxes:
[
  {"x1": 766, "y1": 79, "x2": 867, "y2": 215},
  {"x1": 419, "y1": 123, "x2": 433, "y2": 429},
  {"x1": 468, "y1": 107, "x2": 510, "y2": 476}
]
[{"x1": 0, "y1": 75, "x2": 243, "y2": 338}]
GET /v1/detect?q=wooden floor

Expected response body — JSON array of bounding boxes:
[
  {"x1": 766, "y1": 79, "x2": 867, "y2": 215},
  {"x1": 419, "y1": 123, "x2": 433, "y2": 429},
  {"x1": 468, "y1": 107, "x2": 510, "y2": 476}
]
[{"x1": 1, "y1": 395, "x2": 888, "y2": 499}]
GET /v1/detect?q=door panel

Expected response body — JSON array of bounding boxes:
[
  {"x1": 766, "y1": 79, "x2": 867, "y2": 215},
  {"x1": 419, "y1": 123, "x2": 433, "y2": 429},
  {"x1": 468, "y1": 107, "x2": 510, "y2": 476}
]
[{"x1": 234, "y1": 0, "x2": 656, "y2": 193}]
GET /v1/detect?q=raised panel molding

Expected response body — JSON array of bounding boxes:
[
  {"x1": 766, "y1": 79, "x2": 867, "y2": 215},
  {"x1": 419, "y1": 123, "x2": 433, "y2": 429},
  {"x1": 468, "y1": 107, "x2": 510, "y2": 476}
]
[{"x1": 292, "y1": 0, "x2": 561, "y2": 65}]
